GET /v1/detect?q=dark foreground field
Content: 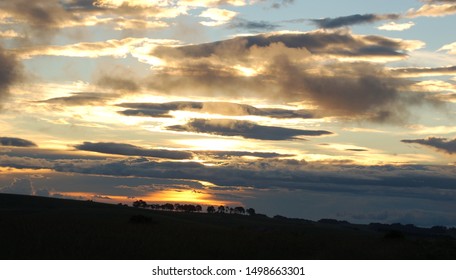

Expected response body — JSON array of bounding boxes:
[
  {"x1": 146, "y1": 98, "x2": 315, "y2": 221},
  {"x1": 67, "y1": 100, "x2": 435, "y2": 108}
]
[{"x1": 1, "y1": 193, "x2": 455, "y2": 259}]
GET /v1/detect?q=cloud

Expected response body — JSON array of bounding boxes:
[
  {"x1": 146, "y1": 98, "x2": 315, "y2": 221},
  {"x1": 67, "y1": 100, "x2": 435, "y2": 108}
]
[
  {"x1": 195, "y1": 150, "x2": 293, "y2": 159},
  {"x1": 402, "y1": 137, "x2": 456, "y2": 154},
  {"x1": 38, "y1": 92, "x2": 114, "y2": 106},
  {"x1": 199, "y1": 8, "x2": 238, "y2": 26},
  {"x1": 75, "y1": 142, "x2": 194, "y2": 159},
  {"x1": 407, "y1": 2, "x2": 456, "y2": 17},
  {"x1": 179, "y1": 0, "x2": 248, "y2": 7},
  {"x1": 0, "y1": 1, "x2": 182, "y2": 42},
  {"x1": 144, "y1": 30, "x2": 428, "y2": 123},
  {"x1": 312, "y1": 13, "x2": 400, "y2": 29},
  {"x1": 0, "y1": 30, "x2": 23, "y2": 38},
  {"x1": 0, "y1": 46, "x2": 22, "y2": 108},
  {"x1": 152, "y1": 30, "x2": 422, "y2": 61},
  {"x1": 377, "y1": 21, "x2": 415, "y2": 31},
  {"x1": 0, "y1": 178, "x2": 34, "y2": 195},
  {"x1": 0, "y1": 1, "x2": 74, "y2": 37},
  {"x1": 95, "y1": 75, "x2": 140, "y2": 92},
  {"x1": 0, "y1": 137, "x2": 37, "y2": 147},
  {"x1": 13, "y1": 37, "x2": 176, "y2": 59},
  {"x1": 228, "y1": 18, "x2": 280, "y2": 31},
  {"x1": 439, "y1": 42, "x2": 456, "y2": 55},
  {"x1": 118, "y1": 101, "x2": 315, "y2": 119},
  {"x1": 271, "y1": 0, "x2": 295, "y2": 9},
  {"x1": 166, "y1": 119, "x2": 332, "y2": 140},
  {"x1": 4, "y1": 153, "x2": 456, "y2": 204},
  {"x1": 61, "y1": 0, "x2": 104, "y2": 12},
  {"x1": 390, "y1": 66, "x2": 456, "y2": 77}
]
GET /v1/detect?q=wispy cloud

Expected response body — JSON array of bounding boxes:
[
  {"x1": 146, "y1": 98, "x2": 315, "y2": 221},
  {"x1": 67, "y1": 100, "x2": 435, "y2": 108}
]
[
  {"x1": 377, "y1": 21, "x2": 415, "y2": 31},
  {"x1": 312, "y1": 13, "x2": 400, "y2": 29},
  {"x1": 228, "y1": 18, "x2": 280, "y2": 31},
  {"x1": 38, "y1": 92, "x2": 115, "y2": 106},
  {"x1": 13, "y1": 37, "x2": 177, "y2": 59},
  {"x1": 390, "y1": 65, "x2": 456, "y2": 77},
  {"x1": 270, "y1": 0, "x2": 295, "y2": 9}
]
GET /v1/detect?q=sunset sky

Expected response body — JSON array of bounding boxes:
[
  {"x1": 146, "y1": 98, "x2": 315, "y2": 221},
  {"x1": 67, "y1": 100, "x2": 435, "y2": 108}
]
[{"x1": 1, "y1": 0, "x2": 455, "y2": 226}]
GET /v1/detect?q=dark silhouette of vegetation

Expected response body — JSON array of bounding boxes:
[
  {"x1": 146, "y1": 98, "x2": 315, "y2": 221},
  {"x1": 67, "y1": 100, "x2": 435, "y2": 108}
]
[
  {"x1": 207, "y1": 205, "x2": 215, "y2": 213},
  {"x1": 234, "y1": 206, "x2": 245, "y2": 215},
  {"x1": 1, "y1": 194, "x2": 456, "y2": 260},
  {"x1": 131, "y1": 201, "x2": 254, "y2": 217},
  {"x1": 132, "y1": 200, "x2": 147, "y2": 208}
]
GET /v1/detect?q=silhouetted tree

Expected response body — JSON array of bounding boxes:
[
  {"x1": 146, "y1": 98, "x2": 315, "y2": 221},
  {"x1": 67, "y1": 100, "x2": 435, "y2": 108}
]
[
  {"x1": 207, "y1": 205, "x2": 216, "y2": 213},
  {"x1": 132, "y1": 200, "x2": 147, "y2": 208},
  {"x1": 149, "y1": 204, "x2": 160, "y2": 210},
  {"x1": 195, "y1": 205, "x2": 202, "y2": 212},
  {"x1": 246, "y1": 208, "x2": 256, "y2": 216},
  {"x1": 161, "y1": 203, "x2": 174, "y2": 211},
  {"x1": 234, "y1": 206, "x2": 245, "y2": 215},
  {"x1": 218, "y1": 205, "x2": 225, "y2": 214}
]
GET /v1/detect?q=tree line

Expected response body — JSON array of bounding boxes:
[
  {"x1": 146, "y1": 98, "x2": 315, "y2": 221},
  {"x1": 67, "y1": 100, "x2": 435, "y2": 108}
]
[{"x1": 130, "y1": 200, "x2": 256, "y2": 216}]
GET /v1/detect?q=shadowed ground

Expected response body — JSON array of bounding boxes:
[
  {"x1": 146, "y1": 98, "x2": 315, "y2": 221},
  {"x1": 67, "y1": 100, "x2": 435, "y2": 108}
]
[{"x1": 1, "y1": 193, "x2": 455, "y2": 259}]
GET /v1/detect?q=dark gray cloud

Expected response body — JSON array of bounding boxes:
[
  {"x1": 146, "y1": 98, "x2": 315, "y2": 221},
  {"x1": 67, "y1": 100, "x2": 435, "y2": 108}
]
[
  {"x1": 0, "y1": 137, "x2": 37, "y2": 147},
  {"x1": 195, "y1": 150, "x2": 293, "y2": 159},
  {"x1": 74, "y1": 142, "x2": 194, "y2": 160},
  {"x1": 0, "y1": 46, "x2": 22, "y2": 107},
  {"x1": 38, "y1": 92, "x2": 113, "y2": 106},
  {"x1": 271, "y1": 0, "x2": 295, "y2": 9},
  {"x1": 60, "y1": 0, "x2": 102, "y2": 12},
  {"x1": 118, "y1": 101, "x2": 314, "y2": 119},
  {"x1": 154, "y1": 31, "x2": 413, "y2": 59},
  {"x1": 312, "y1": 13, "x2": 400, "y2": 29},
  {"x1": 167, "y1": 119, "x2": 332, "y2": 140},
  {"x1": 228, "y1": 18, "x2": 280, "y2": 31},
  {"x1": 345, "y1": 149, "x2": 368, "y2": 152},
  {"x1": 402, "y1": 137, "x2": 456, "y2": 154}
]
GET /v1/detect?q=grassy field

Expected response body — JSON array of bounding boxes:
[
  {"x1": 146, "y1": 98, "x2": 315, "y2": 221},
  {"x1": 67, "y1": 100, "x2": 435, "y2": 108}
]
[{"x1": 1, "y1": 193, "x2": 455, "y2": 259}]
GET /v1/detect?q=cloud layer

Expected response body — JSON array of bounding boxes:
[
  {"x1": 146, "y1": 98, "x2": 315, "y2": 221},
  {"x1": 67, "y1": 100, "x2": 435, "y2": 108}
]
[
  {"x1": 167, "y1": 119, "x2": 332, "y2": 140},
  {"x1": 75, "y1": 142, "x2": 194, "y2": 159},
  {"x1": 144, "y1": 31, "x2": 425, "y2": 122},
  {"x1": 118, "y1": 101, "x2": 314, "y2": 119}
]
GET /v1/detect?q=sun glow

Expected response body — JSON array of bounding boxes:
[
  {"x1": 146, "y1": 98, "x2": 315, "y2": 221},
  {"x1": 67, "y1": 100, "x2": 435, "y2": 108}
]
[{"x1": 144, "y1": 189, "x2": 229, "y2": 205}]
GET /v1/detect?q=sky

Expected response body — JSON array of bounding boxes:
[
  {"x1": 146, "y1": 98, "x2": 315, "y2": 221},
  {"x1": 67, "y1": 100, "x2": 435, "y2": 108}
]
[{"x1": 0, "y1": 0, "x2": 456, "y2": 227}]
